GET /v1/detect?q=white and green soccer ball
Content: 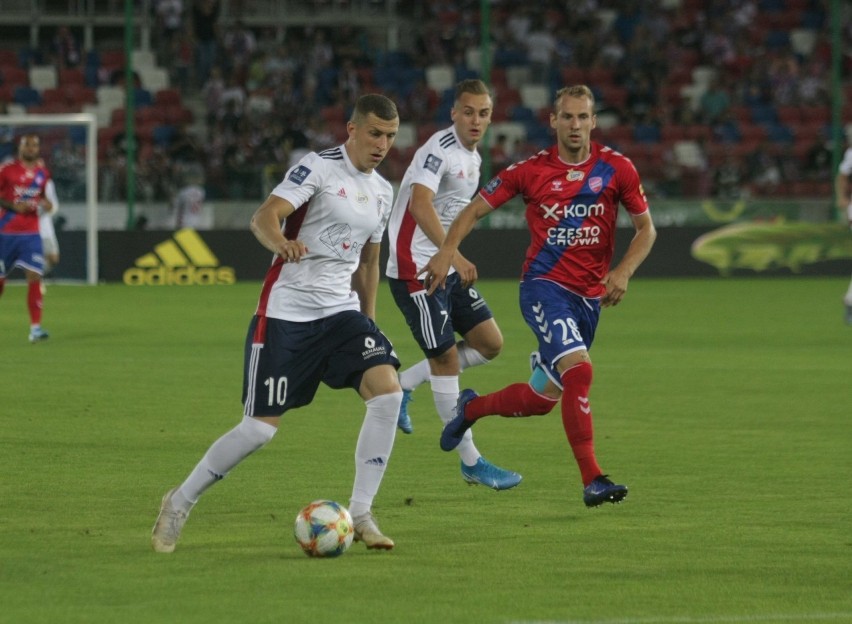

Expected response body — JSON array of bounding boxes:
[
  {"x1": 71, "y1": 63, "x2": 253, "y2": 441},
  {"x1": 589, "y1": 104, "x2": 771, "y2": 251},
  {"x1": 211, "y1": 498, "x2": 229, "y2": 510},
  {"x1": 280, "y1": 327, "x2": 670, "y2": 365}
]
[{"x1": 294, "y1": 500, "x2": 354, "y2": 558}]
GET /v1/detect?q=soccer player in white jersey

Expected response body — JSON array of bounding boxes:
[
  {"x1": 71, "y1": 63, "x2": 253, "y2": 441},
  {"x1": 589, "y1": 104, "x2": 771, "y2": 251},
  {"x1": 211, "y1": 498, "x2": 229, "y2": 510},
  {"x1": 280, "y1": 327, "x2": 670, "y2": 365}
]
[
  {"x1": 385, "y1": 79, "x2": 521, "y2": 490},
  {"x1": 153, "y1": 94, "x2": 403, "y2": 553},
  {"x1": 39, "y1": 180, "x2": 60, "y2": 275},
  {"x1": 835, "y1": 145, "x2": 852, "y2": 324}
]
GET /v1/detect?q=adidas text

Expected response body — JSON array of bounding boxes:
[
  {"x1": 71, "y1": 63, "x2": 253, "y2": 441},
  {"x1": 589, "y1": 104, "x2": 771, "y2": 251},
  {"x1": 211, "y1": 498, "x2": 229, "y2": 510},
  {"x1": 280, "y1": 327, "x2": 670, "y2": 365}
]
[{"x1": 124, "y1": 265, "x2": 236, "y2": 286}]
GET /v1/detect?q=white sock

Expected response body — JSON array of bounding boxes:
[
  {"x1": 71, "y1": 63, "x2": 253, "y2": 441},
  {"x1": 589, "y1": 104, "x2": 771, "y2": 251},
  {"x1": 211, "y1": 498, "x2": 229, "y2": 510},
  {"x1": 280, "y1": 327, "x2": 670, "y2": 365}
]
[
  {"x1": 845, "y1": 278, "x2": 852, "y2": 305},
  {"x1": 174, "y1": 416, "x2": 277, "y2": 512},
  {"x1": 456, "y1": 340, "x2": 490, "y2": 371},
  {"x1": 431, "y1": 375, "x2": 480, "y2": 466},
  {"x1": 398, "y1": 359, "x2": 431, "y2": 392},
  {"x1": 349, "y1": 392, "x2": 401, "y2": 518}
]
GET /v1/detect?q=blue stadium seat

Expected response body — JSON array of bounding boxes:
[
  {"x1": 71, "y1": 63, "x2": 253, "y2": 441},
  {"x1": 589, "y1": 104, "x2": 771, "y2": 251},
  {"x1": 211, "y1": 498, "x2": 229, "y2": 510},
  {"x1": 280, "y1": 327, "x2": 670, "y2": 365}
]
[
  {"x1": 13, "y1": 86, "x2": 41, "y2": 107},
  {"x1": 152, "y1": 125, "x2": 176, "y2": 148},
  {"x1": 765, "y1": 123, "x2": 794, "y2": 143},
  {"x1": 633, "y1": 123, "x2": 661, "y2": 143},
  {"x1": 133, "y1": 88, "x2": 153, "y2": 107},
  {"x1": 749, "y1": 104, "x2": 777, "y2": 124}
]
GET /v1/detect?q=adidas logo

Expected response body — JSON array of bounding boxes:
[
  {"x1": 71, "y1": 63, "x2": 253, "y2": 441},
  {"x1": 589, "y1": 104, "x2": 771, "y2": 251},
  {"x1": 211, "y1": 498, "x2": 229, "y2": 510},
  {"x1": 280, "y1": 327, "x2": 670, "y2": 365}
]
[
  {"x1": 337, "y1": 187, "x2": 347, "y2": 198},
  {"x1": 365, "y1": 457, "x2": 386, "y2": 467},
  {"x1": 123, "y1": 228, "x2": 236, "y2": 286}
]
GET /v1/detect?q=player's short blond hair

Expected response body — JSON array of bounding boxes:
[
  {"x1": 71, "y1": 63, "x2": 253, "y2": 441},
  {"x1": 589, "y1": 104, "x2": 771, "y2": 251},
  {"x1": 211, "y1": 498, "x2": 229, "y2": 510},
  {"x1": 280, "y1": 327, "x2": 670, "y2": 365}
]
[
  {"x1": 455, "y1": 79, "x2": 491, "y2": 101},
  {"x1": 553, "y1": 85, "x2": 595, "y2": 110}
]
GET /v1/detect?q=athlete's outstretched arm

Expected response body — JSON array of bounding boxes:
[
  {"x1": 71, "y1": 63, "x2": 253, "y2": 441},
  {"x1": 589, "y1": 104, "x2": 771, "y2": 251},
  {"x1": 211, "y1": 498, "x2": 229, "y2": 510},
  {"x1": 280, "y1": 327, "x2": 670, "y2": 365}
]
[
  {"x1": 419, "y1": 194, "x2": 492, "y2": 295},
  {"x1": 600, "y1": 211, "x2": 656, "y2": 307},
  {"x1": 249, "y1": 195, "x2": 307, "y2": 262}
]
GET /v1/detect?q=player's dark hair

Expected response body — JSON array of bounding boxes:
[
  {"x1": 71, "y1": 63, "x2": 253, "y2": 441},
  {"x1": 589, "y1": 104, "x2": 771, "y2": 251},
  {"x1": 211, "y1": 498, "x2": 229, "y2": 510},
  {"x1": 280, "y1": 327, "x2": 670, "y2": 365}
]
[
  {"x1": 351, "y1": 94, "x2": 398, "y2": 123},
  {"x1": 454, "y1": 79, "x2": 491, "y2": 101},
  {"x1": 554, "y1": 85, "x2": 595, "y2": 110}
]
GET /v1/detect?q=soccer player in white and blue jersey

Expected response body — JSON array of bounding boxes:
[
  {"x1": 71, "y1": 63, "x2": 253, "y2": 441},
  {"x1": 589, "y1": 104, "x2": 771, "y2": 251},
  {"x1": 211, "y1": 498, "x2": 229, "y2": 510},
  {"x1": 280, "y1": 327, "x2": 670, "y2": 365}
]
[
  {"x1": 153, "y1": 94, "x2": 403, "y2": 552},
  {"x1": 385, "y1": 79, "x2": 521, "y2": 490},
  {"x1": 422, "y1": 86, "x2": 657, "y2": 508}
]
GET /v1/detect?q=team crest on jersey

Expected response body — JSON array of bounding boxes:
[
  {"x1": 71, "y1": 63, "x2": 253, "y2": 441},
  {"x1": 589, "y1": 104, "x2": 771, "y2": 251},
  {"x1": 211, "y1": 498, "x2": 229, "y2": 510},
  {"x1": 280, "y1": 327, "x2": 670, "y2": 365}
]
[
  {"x1": 356, "y1": 192, "x2": 368, "y2": 204},
  {"x1": 589, "y1": 176, "x2": 603, "y2": 193},
  {"x1": 424, "y1": 154, "x2": 442, "y2": 174},
  {"x1": 567, "y1": 170, "x2": 584, "y2": 182},
  {"x1": 483, "y1": 177, "x2": 502, "y2": 195},
  {"x1": 288, "y1": 165, "x2": 311, "y2": 185},
  {"x1": 320, "y1": 223, "x2": 354, "y2": 258}
]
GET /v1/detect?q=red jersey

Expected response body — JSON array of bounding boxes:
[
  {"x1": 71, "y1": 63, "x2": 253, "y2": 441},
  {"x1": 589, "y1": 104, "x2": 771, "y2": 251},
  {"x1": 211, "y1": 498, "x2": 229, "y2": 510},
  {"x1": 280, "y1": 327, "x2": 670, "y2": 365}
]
[
  {"x1": 0, "y1": 159, "x2": 52, "y2": 234},
  {"x1": 479, "y1": 142, "x2": 649, "y2": 298}
]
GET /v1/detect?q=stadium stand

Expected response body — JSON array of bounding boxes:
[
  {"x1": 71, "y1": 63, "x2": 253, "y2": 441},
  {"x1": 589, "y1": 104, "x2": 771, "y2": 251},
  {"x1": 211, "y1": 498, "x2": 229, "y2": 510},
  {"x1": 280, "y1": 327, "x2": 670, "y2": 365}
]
[{"x1": 0, "y1": 0, "x2": 848, "y2": 202}]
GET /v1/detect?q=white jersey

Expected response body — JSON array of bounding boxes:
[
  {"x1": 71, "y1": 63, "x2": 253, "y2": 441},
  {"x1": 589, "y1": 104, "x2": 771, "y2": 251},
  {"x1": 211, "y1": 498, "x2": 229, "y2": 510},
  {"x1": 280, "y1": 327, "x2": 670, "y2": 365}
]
[
  {"x1": 172, "y1": 184, "x2": 212, "y2": 229},
  {"x1": 841, "y1": 148, "x2": 852, "y2": 222},
  {"x1": 839, "y1": 147, "x2": 852, "y2": 177},
  {"x1": 385, "y1": 125, "x2": 481, "y2": 280},
  {"x1": 257, "y1": 145, "x2": 393, "y2": 322},
  {"x1": 39, "y1": 179, "x2": 59, "y2": 254}
]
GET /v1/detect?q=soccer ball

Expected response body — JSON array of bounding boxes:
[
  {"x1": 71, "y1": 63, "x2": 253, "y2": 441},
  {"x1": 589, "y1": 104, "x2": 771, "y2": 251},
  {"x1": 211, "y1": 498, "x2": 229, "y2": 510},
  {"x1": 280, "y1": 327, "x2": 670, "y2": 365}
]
[{"x1": 294, "y1": 500, "x2": 354, "y2": 558}]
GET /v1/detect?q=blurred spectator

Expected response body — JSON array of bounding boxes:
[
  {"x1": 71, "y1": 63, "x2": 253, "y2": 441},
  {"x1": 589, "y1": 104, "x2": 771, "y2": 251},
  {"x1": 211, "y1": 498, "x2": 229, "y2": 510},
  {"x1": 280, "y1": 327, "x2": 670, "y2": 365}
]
[
  {"x1": 168, "y1": 124, "x2": 204, "y2": 166},
  {"x1": 490, "y1": 133, "x2": 522, "y2": 171},
  {"x1": 526, "y1": 15, "x2": 557, "y2": 84},
  {"x1": 713, "y1": 151, "x2": 745, "y2": 199},
  {"x1": 52, "y1": 26, "x2": 82, "y2": 69},
  {"x1": 746, "y1": 141, "x2": 783, "y2": 195},
  {"x1": 222, "y1": 20, "x2": 256, "y2": 83},
  {"x1": 155, "y1": 0, "x2": 184, "y2": 47},
  {"x1": 767, "y1": 52, "x2": 800, "y2": 106},
  {"x1": 51, "y1": 137, "x2": 86, "y2": 201},
  {"x1": 803, "y1": 138, "x2": 832, "y2": 181},
  {"x1": 798, "y1": 58, "x2": 828, "y2": 105},
  {"x1": 192, "y1": 0, "x2": 220, "y2": 87},
  {"x1": 171, "y1": 25, "x2": 195, "y2": 94},
  {"x1": 699, "y1": 76, "x2": 732, "y2": 124}
]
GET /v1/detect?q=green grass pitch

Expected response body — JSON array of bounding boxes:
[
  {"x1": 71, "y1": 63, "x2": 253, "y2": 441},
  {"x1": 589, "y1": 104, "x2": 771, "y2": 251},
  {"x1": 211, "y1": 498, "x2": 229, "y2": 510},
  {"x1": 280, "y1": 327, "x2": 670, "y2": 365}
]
[{"x1": 0, "y1": 277, "x2": 849, "y2": 624}]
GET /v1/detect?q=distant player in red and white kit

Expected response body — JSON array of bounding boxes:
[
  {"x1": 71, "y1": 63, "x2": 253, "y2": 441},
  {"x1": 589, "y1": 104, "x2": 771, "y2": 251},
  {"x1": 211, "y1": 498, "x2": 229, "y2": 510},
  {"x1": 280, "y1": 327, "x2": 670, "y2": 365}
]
[
  {"x1": 0, "y1": 134, "x2": 56, "y2": 342},
  {"x1": 152, "y1": 95, "x2": 403, "y2": 553},
  {"x1": 421, "y1": 85, "x2": 657, "y2": 508},
  {"x1": 385, "y1": 79, "x2": 521, "y2": 490}
]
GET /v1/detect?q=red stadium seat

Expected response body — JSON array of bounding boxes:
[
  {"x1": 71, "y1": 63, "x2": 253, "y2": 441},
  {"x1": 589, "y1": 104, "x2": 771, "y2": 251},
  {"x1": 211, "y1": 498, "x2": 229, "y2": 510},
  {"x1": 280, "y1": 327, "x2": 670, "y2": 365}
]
[
  {"x1": 58, "y1": 68, "x2": 85, "y2": 86},
  {"x1": 154, "y1": 88, "x2": 181, "y2": 107}
]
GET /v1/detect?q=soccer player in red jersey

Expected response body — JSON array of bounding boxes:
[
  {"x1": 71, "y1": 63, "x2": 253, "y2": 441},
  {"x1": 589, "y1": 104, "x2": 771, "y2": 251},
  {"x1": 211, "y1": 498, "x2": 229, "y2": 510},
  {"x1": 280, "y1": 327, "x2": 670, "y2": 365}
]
[
  {"x1": 0, "y1": 134, "x2": 57, "y2": 342},
  {"x1": 420, "y1": 85, "x2": 657, "y2": 507}
]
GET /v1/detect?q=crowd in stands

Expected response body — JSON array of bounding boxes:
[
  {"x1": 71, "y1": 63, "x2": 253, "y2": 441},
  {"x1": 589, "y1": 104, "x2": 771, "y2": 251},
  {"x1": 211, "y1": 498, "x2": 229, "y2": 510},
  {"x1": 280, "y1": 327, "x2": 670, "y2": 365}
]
[{"x1": 0, "y1": 0, "x2": 850, "y2": 208}]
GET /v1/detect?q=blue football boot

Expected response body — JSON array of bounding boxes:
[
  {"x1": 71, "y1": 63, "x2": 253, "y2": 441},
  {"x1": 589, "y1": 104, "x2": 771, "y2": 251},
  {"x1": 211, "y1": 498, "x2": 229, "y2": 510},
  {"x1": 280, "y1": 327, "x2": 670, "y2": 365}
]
[
  {"x1": 583, "y1": 475, "x2": 628, "y2": 507},
  {"x1": 440, "y1": 388, "x2": 478, "y2": 451},
  {"x1": 397, "y1": 389, "x2": 413, "y2": 434},
  {"x1": 461, "y1": 457, "x2": 522, "y2": 490}
]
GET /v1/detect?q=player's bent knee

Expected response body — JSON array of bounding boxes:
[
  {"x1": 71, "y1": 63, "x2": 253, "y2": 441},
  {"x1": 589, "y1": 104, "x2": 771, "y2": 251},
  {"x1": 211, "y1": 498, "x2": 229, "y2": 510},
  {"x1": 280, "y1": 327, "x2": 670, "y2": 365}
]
[
  {"x1": 239, "y1": 415, "x2": 277, "y2": 446},
  {"x1": 528, "y1": 390, "x2": 559, "y2": 415}
]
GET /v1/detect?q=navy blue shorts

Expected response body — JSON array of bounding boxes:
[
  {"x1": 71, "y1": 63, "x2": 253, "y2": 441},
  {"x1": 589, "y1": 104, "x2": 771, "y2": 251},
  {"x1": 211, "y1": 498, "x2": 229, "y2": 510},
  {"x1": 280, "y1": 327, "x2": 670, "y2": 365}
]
[
  {"x1": 241, "y1": 311, "x2": 400, "y2": 417},
  {"x1": 388, "y1": 273, "x2": 494, "y2": 359},
  {"x1": 519, "y1": 279, "x2": 600, "y2": 388},
  {"x1": 0, "y1": 232, "x2": 44, "y2": 278}
]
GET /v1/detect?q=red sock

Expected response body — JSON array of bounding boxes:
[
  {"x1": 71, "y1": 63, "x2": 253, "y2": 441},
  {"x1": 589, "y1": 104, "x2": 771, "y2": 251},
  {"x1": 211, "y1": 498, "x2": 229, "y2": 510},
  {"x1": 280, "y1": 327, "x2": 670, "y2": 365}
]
[
  {"x1": 27, "y1": 281, "x2": 43, "y2": 325},
  {"x1": 0, "y1": 277, "x2": 5, "y2": 298},
  {"x1": 560, "y1": 362, "x2": 602, "y2": 486},
  {"x1": 465, "y1": 383, "x2": 558, "y2": 421}
]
